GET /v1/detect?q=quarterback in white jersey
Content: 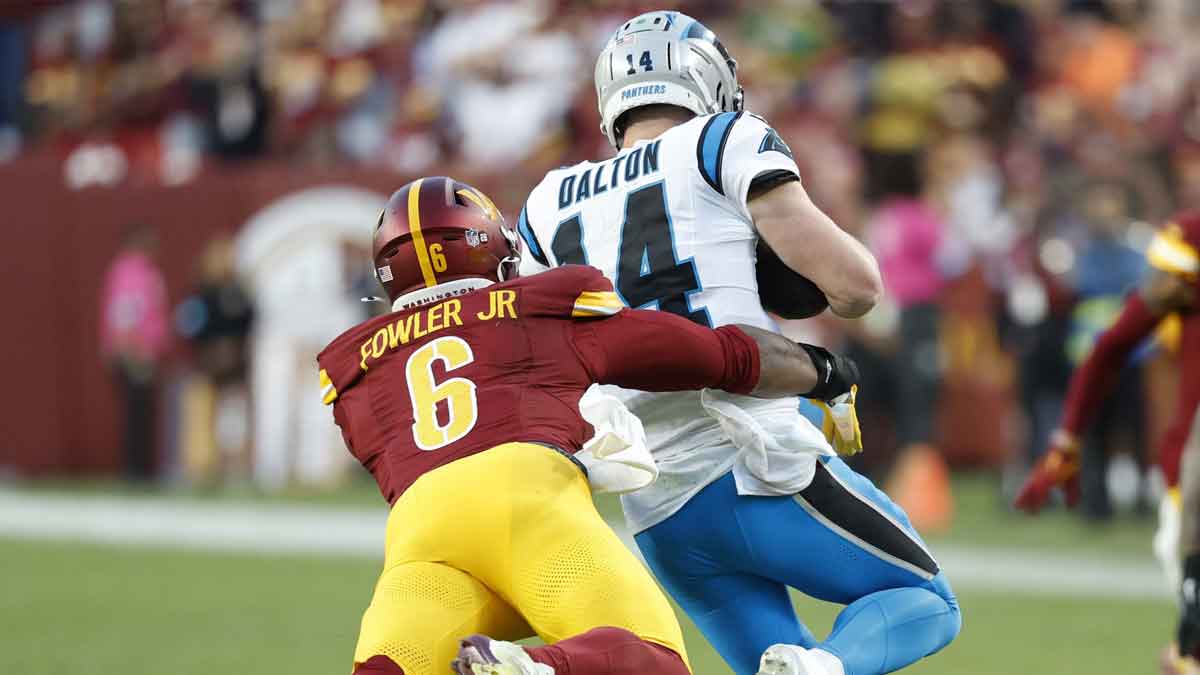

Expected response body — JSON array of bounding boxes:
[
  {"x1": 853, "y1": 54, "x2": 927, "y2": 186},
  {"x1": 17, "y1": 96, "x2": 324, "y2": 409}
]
[
  {"x1": 519, "y1": 109, "x2": 838, "y2": 531},
  {"x1": 512, "y1": 11, "x2": 960, "y2": 675}
]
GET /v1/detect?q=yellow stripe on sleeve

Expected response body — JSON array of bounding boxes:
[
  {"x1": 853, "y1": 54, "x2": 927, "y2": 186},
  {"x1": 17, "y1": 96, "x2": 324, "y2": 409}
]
[
  {"x1": 407, "y1": 178, "x2": 438, "y2": 288},
  {"x1": 319, "y1": 368, "x2": 338, "y2": 405},
  {"x1": 572, "y1": 290, "x2": 625, "y2": 317},
  {"x1": 1147, "y1": 225, "x2": 1199, "y2": 277}
]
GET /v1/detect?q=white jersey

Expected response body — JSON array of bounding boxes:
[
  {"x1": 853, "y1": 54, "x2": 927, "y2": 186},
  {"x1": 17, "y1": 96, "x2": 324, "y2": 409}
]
[{"x1": 519, "y1": 111, "x2": 834, "y2": 532}]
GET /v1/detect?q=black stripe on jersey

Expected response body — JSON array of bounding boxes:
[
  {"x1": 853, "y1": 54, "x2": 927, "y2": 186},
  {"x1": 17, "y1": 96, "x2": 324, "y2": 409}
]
[
  {"x1": 517, "y1": 206, "x2": 549, "y2": 267},
  {"x1": 796, "y1": 461, "x2": 940, "y2": 578},
  {"x1": 748, "y1": 169, "x2": 799, "y2": 200}
]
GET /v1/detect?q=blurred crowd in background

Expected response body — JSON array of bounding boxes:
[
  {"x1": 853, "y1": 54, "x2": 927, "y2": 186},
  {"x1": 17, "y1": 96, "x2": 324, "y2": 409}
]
[{"x1": 5, "y1": 0, "x2": 1200, "y2": 522}]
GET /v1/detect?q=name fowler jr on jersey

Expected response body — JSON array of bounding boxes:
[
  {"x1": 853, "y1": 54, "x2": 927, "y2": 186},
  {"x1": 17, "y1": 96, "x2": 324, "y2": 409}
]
[
  {"x1": 558, "y1": 139, "x2": 662, "y2": 210},
  {"x1": 357, "y1": 290, "x2": 517, "y2": 371}
]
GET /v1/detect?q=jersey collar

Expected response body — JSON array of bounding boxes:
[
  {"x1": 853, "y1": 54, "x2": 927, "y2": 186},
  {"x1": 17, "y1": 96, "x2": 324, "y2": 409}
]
[{"x1": 392, "y1": 278, "x2": 494, "y2": 312}]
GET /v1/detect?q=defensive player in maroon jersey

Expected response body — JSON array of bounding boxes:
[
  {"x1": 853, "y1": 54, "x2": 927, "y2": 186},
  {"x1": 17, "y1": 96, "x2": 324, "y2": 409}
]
[
  {"x1": 317, "y1": 176, "x2": 859, "y2": 675},
  {"x1": 1013, "y1": 211, "x2": 1199, "y2": 668}
]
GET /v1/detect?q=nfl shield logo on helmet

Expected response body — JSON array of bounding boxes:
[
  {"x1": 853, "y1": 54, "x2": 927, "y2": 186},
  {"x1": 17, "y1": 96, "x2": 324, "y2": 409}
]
[{"x1": 465, "y1": 229, "x2": 491, "y2": 247}]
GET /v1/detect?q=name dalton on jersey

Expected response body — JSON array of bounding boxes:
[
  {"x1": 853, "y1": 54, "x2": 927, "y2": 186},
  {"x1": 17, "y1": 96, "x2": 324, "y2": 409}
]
[{"x1": 559, "y1": 139, "x2": 662, "y2": 210}]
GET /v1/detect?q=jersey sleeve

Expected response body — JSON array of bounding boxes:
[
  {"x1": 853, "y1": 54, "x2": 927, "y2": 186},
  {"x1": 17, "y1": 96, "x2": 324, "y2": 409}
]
[
  {"x1": 1059, "y1": 292, "x2": 1162, "y2": 436},
  {"x1": 517, "y1": 175, "x2": 560, "y2": 275},
  {"x1": 570, "y1": 309, "x2": 760, "y2": 395},
  {"x1": 516, "y1": 264, "x2": 623, "y2": 319},
  {"x1": 696, "y1": 112, "x2": 801, "y2": 220},
  {"x1": 516, "y1": 202, "x2": 552, "y2": 275},
  {"x1": 1146, "y1": 222, "x2": 1200, "y2": 278},
  {"x1": 316, "y1": 324, "x2": 371, "y2": 406}
]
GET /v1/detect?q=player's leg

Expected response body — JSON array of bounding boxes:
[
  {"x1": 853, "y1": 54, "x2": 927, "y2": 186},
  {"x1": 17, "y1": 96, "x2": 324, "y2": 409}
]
[
  {"x1": 421, "y1": 442, "x2": 690, "y2": 675},
  {"x1": 636, "y1": 471, "x2": 817, "y2": 674},
  {"x1": 353, "y1": 560, "x2": 529, "y2": 675},
  {"x1": 1155, "y1": 489, "x2": 1184, "y2": 593},
  {"x1": 746, "y1": 456, "x2": 961, "y2": 675},
  {"x1": 511, "y1": 443, "x2": 690, "y2": 674}
]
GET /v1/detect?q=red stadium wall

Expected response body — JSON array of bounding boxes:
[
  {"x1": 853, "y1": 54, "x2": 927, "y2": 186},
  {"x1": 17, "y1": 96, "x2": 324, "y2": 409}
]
[
  {"x1": 0, "y1": 155, "x2": 1174, "y2": 476},
  {"x1": 0, "y1": 157, "x2": 424, "y2": 475}
]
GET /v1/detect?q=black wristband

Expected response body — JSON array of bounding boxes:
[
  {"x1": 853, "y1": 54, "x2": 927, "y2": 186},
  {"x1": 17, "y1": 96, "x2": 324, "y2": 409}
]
[{"x1": 798, "y1": 342, "x2": 858, "y2": 402}]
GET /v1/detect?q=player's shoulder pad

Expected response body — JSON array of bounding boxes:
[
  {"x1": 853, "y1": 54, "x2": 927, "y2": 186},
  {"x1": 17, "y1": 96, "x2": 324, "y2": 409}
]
[
  {"x1": 1147, "y1": 214, "x2": 1200, "y2": 277},
  {"x1": 507, "y1": 264, "x2": 623, "y2": 319},
  {"x1": 695, "y1": 110, "x2": 745, "y2": 196},
  {"x1": 696, "y1": 111, "x2": 795, "y2": 197},
  {"x1": 519, "y1": 164, "x2": 583, "y2": 268},
  {"x1": 315, "y1": 313, "x2": 395, "y2": 405}
]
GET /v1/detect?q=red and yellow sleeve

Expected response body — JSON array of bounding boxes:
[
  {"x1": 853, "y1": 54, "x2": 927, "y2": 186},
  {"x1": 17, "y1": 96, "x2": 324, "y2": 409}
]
[
  {"x1": 573, "y1": 310, "x2": 760, "y2": 395},
  {"x1": 571, "y1": 289, "x2": 624, "y2": 318},
  {"x1": 1060, "y1": 293, "x2": 1160, "y2": 436},
  {"x1": 319, "y1": 368, "x2": 338, "y2": 405},
  {"x1": 1147, "y1": 223, "x2": 1200, "y2": 278},
  {"x1": 519, "y1": 265, "x2": 623, "y2": 318}
]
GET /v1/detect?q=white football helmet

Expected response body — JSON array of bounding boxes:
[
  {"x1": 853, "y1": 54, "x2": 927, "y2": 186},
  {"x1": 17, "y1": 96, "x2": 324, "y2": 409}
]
[{"x1": 595, "y1": 10, "x2": 743, "y2": 148}]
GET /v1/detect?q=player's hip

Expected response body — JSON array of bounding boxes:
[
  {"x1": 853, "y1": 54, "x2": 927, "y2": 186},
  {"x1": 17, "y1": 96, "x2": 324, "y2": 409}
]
[
  {"x1": 370, "y1": 440, "x2": 689, "y2": 663},
  {"x1": 384, "y1": 441, "x2": 590, "y2": 561},
  {"x1": 638, "y1": 460, "x2": 940, "y2": 583}
]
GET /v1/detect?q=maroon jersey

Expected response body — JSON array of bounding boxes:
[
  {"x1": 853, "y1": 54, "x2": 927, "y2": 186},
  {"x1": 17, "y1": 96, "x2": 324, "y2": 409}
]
[
  {"x1": 317, "y1": 265, "x2": 760, "y2": 503},
  {"x1": 1060, "y1": 212, "x2": 1200, "y2": 486}
]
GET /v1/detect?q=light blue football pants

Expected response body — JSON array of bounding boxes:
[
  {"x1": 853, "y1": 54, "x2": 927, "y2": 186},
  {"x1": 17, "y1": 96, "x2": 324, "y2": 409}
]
[{"x1": 635, "y1": 456, "x2": 961, "y2": 675}]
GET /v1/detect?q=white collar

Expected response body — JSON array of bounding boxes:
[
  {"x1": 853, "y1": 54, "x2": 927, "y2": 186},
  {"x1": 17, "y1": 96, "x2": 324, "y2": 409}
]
[{"x1": 392, "y1": 278, "x2": 494, "y2": 312}]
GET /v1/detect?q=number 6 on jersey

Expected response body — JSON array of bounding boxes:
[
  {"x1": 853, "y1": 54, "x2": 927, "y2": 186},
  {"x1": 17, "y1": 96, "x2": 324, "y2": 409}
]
[{"x1": 405, "y1": 336, "x2": 478, "y2": 450}]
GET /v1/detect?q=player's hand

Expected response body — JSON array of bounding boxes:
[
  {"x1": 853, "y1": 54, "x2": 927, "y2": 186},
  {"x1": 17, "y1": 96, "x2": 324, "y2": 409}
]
[
  {"x1": 1179, "y1": 554, "x2": 1200, "y2": 660},
  {"x1": 814, "y1": 385, "x2": 862, "y2": 456},
  {"x1": 1013, "y1": 430, "x2": 1081, "y2": 514}
]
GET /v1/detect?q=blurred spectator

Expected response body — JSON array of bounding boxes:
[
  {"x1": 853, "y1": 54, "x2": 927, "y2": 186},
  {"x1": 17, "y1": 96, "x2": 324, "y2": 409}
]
[
  {"x1": 183, "y1": 2, "x2": 270, "y2": 159},
  {"x1": 175, "y1": 236, "x2": 255, "y2": 485},
  {"x1": 100, "y1": 224, "x2": 169, "y2": 480},
  {"x1": 415, "y1": 0, "x2": 581, "y2": 169},
  {"x1": 865, "y1": 152, "x2": 950, "y2": 454},
  {"x1": 12, "y1": 0, "x2": 1200, "y2": 503}
]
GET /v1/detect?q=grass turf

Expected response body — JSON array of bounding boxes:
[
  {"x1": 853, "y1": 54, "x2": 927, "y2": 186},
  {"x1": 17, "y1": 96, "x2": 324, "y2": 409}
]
[
  {"x1": 1, "y1": 537, "x2": 1172, "y2": 675},
  {"x1": 11, "y1": 471, "x2": 1159, "y2": 559}
]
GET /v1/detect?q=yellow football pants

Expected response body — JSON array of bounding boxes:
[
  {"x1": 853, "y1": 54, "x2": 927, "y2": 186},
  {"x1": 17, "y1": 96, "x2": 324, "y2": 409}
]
[{"x1": 353, "y1": 442, "x2": 688, "y2": 674}]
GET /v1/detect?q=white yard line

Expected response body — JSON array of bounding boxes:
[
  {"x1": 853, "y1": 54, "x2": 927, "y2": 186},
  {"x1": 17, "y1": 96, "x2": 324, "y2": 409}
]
[{"x1": 0, "y1": 490, "x2": 1169, "y2": 601}]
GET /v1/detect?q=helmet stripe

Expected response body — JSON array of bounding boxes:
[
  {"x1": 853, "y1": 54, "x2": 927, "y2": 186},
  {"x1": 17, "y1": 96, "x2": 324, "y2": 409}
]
[{"x1": 406, "y1": 178, "x2": 439, "y2": 288}]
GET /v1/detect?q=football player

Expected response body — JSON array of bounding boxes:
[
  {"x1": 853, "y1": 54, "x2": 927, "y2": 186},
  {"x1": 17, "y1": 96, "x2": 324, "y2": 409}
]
[
  {"x1": 318, "y1": 176, "x2": 858, "y2": 675},
  {"x1": 1015, "y1": 211, "x2": 1199, "y2": 666},
  {"x1": 515, "y1": 12, "x2": 960, "y2": 675}
]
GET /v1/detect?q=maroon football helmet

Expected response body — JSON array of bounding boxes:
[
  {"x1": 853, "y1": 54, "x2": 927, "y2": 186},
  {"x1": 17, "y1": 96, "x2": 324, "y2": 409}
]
[{"x1": 373, "y1": 177, "x2": 520, "y2": 302}]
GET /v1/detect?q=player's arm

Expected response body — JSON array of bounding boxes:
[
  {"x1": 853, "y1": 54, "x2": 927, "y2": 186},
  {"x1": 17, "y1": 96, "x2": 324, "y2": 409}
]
[
  {"x1": 1015, "y1": 269, "x2": 1192, "y2": 513},
  {"x1": 750, "y1": 179, "x2": 883, "y2": 318},
  {"x1": 572, "y1": 308, "x2": 857, "y2": 400},
  {"x1": 707, "y1": 113, "x2": 881, "y2": 318}
]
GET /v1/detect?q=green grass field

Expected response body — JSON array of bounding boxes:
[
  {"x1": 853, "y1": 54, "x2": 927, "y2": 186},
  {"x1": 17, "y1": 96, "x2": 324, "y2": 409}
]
[
  {"x1": 0, "y1": 536, "x2": 1172, "y2": 675},
  {"x1": 1, "y1": 474, "x2": 1174, "y2": 674}
]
